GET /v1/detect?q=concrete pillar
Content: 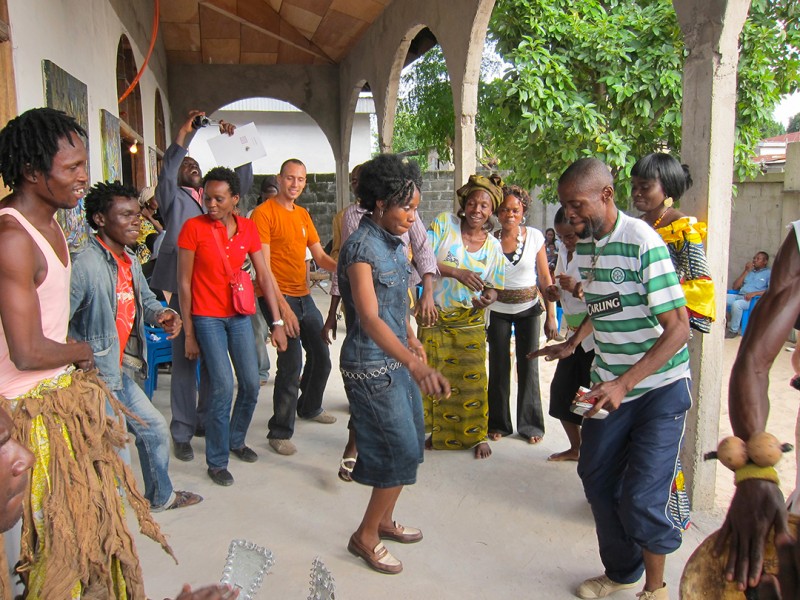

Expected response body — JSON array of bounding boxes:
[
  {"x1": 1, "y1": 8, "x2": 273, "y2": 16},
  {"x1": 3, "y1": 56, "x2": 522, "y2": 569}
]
[
  {"x1": 672, "y1": 0, "x2": 751, "y2": 510},
  {"x1": 439, "y1": 0, "x2": 495, "y2": 201}
]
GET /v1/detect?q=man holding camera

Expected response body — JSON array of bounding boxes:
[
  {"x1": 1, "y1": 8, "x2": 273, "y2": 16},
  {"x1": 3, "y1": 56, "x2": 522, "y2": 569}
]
[{"x1": 151, "y1": 110, "x2": 253, "y2": 462}]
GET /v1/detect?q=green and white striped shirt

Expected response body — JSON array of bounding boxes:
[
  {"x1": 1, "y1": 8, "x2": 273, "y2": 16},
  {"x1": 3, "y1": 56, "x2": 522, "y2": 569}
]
[{"x1": 576, "y1": 210, "x2": 689, "y2": 401}]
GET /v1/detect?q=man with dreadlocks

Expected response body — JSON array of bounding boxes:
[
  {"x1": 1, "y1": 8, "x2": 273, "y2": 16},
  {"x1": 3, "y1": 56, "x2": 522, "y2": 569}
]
[{"x1": 0, "y1": 107, "x2": 173, "y2": 599}]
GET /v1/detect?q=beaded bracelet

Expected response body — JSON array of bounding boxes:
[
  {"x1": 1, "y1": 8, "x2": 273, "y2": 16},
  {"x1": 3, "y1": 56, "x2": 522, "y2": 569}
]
[{"x1": 734, "y1": 463, "x2": 780, "y2": 486}]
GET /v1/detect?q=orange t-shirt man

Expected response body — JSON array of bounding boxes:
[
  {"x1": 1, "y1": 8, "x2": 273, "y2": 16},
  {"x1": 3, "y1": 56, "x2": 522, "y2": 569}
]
[{"x1": 251, "y1": 199, "x2": 320, "y2": 297}]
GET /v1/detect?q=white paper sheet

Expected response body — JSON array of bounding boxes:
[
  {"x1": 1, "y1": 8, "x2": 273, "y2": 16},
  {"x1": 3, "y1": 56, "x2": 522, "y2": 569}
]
[{"x1": 207, "y1": 122, "x2": 266, "y2": 168}]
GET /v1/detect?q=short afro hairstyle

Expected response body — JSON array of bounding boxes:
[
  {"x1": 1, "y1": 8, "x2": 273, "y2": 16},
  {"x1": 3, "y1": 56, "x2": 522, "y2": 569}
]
[
  {"x1": 0, "y1": 108, "x2": 87, "y2": 190},
  {"x1": 203, "y1": 166, "x2": 240, "y2": 197},
  {"x1": 356, "y1": 154, "x2": 422, "y2": 212},
  {"x1": 631, "y1": 153, "x2": 693, "y2": 201},
  {"x1": 85, "y1": 181, "x2": 139, "y2": 231},
  {"x1": 500, "y1": 184, "x2": 531, "y2": 214}
]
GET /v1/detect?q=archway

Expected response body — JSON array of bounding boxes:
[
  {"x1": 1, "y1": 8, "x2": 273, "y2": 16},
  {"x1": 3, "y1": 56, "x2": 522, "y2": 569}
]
[
  {"x1": 187, "y1": 97, "x2": 341, "y2": 244},
  {"x1": 116, "y1": 34, "x2": 145, "y2": 189}
]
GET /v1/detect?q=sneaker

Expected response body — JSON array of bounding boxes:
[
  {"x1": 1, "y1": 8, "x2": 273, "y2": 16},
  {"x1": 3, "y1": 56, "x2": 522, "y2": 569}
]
[
  {"x1": 230, "y1": 445, "x2": 258, "y2": 463},
  {"x1": 308, "y1": 410, "x2": 337, "y2": 424},
  {"x1": 724, "y1": 329, "x2": 738, "y2": 339},
  {"x1": 269, "y1": 438, "x2": 297, "y2": 456},
  {"x1": 577, "y1": 575, "x2": 637, "y2": 599},
  {"x1": 636, "y1": 584, "x2": 669, "y2": 600}
]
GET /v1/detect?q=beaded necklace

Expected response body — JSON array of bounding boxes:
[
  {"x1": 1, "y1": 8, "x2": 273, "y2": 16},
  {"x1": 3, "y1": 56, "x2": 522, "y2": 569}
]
[
  {"x1": 496, "y1": 226, "x2": 524, "y2": 264},
  {"x1": 652, "y1": 206, "x2": 671, "y2": 229}
]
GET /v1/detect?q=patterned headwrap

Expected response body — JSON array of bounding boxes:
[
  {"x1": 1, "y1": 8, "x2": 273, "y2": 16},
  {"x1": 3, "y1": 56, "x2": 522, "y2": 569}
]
[{"x1": 456, "y1": 173, "x2": 504, "y2": 211}]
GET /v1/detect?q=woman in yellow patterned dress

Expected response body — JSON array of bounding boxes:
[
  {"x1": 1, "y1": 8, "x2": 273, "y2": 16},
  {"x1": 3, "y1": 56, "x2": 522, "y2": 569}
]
[
  {"x1": 631, "y1": 152, "x2": 715, "y2": 335},
  {"x1": 418, "y1": 174, "x2": 505, "y2": 459}
]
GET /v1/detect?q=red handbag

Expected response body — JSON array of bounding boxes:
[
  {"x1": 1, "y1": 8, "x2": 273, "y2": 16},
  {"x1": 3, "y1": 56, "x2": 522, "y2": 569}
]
[{"x1": 213, "y1": 226, "x2": 257, "y2": 316}]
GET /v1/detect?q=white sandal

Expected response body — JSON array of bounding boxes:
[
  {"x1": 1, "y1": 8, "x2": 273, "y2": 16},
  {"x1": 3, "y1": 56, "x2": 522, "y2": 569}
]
[{"x1": 338, "y1": 457, "x2": 356, "y2": 482}]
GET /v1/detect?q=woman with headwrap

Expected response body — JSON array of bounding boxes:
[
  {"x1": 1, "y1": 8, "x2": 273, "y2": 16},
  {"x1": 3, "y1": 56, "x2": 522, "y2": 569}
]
[{"x1": 417, "y1": 174, "x2": 505, "y2": 459}]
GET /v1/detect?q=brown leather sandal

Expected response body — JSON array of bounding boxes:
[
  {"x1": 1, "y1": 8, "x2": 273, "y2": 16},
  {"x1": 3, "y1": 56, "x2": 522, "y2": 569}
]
[
  {"x1": 160, "y1": 490, "x2": 203, "y2": 512},
  {"x1": 347, "y1": 534, "x2": 403, "y2": 574}
]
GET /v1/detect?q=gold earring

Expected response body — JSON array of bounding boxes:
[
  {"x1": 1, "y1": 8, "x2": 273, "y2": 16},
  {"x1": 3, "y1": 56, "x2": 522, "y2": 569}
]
[{"x1": 663, "y1": 197, "x2": 674, "y2": 208}]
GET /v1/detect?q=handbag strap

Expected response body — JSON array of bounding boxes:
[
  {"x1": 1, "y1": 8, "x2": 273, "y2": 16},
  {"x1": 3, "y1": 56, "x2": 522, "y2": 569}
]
[{"x1": 211, "y1": 223, "x2": 237, "y2": 284}]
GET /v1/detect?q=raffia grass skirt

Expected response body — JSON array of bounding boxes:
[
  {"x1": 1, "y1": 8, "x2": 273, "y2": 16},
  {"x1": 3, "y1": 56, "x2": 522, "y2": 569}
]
[{"x1": 0, "y1": 368, "x2": 174, "y2": 599}]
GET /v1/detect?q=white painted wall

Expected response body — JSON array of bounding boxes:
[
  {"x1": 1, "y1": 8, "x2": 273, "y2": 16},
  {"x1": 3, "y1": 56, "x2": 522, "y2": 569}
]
[
  {"x1": 8, "y1": 0, "x2": 168, "y2": 185},
  {"x1": 188, "y1": 107, "x2": 372, "y2": 175}
]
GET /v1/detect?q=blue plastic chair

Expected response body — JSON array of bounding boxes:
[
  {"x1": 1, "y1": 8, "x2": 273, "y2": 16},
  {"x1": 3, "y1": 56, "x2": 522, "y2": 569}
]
[
  {"x1": 143, "y1": 324, "x2": 173, "y2": 399},
  {"x1": 727, "y1": 290, "x2": 760, "y2": 336}
]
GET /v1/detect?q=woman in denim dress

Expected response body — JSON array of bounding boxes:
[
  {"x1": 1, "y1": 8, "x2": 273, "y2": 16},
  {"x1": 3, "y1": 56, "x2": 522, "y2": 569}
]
[{"x1": 338, "y1": 154, "x2": 450, "y2": 575}]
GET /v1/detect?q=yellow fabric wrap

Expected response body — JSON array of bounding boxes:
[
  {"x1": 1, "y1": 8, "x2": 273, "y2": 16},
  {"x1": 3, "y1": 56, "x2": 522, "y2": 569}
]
[
  {"x1": 418, "y1": 307, "x2": 488, "y2": 450},
  {"x1": 656, "y1": 217, "x2": 716, "y2": 321}
]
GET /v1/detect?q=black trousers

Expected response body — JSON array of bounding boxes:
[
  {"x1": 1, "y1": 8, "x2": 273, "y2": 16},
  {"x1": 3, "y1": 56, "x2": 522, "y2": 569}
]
[{"x1": 486, "y1": 305, "x2": 544, "y2": 438}]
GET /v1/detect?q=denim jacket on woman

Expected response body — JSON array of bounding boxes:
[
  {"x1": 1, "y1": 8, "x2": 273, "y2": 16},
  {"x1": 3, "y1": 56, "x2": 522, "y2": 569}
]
[
  {"x1": 69, "y1": 236, "x2": 169, "y2": 390},
  {"x1": 338, "y1": 216, "x2": 412, "y2": 372}
]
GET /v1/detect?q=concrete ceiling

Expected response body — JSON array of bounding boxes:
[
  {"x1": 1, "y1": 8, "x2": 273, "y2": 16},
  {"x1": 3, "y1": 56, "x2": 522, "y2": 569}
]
[{"x1": 160, "y1": 0, "x2": 394, "y2": 66}]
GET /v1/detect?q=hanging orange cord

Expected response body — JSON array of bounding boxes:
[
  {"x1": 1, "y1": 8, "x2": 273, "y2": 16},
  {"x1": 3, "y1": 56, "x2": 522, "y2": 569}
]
[{"x1": 118, "y1": 0, "x2": 160, "y2": 104}]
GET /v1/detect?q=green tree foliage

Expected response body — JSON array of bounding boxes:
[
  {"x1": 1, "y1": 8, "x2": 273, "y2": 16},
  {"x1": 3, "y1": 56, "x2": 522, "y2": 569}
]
[
  {"x1": 788, "y1": 113, "x2": 800, "y2": 134},
  {"x1": 392, "y1": 0, "x2": 799, "y2": 200},
  {"x1": 760, "y1": 119, "x2": 786, "y2": 138},
  {"x1": 392, "y1": 45, "x2": 504, "y2": 167}
]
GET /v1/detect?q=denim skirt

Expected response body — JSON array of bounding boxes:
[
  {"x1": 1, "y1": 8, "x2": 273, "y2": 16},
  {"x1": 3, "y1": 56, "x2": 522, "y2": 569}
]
[{"x1": 343, "y1": 365, "x2": 424, "y2": 488}]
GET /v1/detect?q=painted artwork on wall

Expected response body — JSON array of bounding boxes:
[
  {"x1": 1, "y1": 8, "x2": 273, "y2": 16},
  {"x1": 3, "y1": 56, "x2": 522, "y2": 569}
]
[
  {"x1": 42, "y1": 59, "x2": 89, "y2": 251},
  {"x1": 100, "y1": 109, "x2": 122, "y2": 183},
  {"x1": 148, "y1": 146, "x2": 158, "y2": 186}
]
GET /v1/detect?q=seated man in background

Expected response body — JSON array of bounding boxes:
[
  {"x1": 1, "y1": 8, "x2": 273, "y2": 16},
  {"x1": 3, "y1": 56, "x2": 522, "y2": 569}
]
[
  {"x1": 70, "y1": 180, "x2": 202, "y2": 512},
  {"x1": 725, "y1": 251, "x2": 771, "y2": 338}
]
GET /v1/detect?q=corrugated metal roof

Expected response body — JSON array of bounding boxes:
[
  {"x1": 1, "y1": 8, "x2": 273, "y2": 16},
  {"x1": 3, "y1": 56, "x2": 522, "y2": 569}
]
[{"x1": 221, "y1": 97, "x2": 375, "y2": 114}]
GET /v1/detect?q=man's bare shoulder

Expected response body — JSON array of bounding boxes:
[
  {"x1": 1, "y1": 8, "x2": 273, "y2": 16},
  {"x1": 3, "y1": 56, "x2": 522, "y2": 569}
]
[
  {"x1": 0, "y1": 212, "x2": 34, "y2": 249},
  {"x1": 0, "y1": 214, "x2": 39, "y2": 272}
]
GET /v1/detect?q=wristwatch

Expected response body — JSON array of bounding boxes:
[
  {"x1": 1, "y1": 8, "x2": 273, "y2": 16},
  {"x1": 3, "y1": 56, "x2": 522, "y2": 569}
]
[{"x1": 272, "y1": 319, "x2": 285, "y2": 327}]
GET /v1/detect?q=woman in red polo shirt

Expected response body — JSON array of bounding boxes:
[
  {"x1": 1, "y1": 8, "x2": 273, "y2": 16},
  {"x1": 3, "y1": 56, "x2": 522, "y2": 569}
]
[{"x1": 178, "y1": 167, "x2": 287, "y2": 486}]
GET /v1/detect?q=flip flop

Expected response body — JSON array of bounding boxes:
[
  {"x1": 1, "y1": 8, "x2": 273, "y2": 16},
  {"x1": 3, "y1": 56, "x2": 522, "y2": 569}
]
[
  {"x1": 528, "y1": 436, "x2": 544, "y2": 445},
  {"x1": 338, "y1": 457, "x2": 356, "y2": 482}
]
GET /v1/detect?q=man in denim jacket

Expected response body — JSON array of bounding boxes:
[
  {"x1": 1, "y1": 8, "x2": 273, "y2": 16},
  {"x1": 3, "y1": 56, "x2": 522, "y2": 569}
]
[{"x1": 69, "y1": 181, "x2": 202, "y2": 512}]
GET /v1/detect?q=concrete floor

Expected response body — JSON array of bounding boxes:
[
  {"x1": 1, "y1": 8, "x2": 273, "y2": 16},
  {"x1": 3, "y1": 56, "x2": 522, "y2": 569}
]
[{"x1": 132, "y1": 289, "x2": 799, "y2": 599}]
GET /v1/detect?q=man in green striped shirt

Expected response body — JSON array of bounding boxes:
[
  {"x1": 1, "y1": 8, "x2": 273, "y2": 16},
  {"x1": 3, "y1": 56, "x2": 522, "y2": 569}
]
[{"x1": 535, "y1": 158, "x2": 691, "y2": 600}]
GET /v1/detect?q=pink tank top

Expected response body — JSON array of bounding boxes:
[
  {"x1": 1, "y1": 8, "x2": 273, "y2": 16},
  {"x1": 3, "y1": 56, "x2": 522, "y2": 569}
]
[{"x1": 0, "y1": 208, "x2": 70, "y2": 397}]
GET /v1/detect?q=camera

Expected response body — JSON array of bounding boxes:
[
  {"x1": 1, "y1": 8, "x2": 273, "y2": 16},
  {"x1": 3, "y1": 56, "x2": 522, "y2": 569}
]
[{"x1": 191, "y1": 115, "x2": 212, "y2": 129}]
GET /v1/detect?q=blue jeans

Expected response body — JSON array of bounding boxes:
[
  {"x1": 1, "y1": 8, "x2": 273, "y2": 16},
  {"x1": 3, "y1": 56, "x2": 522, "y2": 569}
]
[
  {"x1": 726, "y1": 293, "x2": 750, "y2": 333},
  {"x1": 578, "y1": 378, "x2": 692, "y2": 584},
  {"x1": 114, "y1": 372, "x2": 174, "y2": 509},
  {"x1": 267, "y1": 294, "x2": 331, "y2": 439},
  {"x1": 193, "y1": 315, "x2": 260, "y2": 470}
]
